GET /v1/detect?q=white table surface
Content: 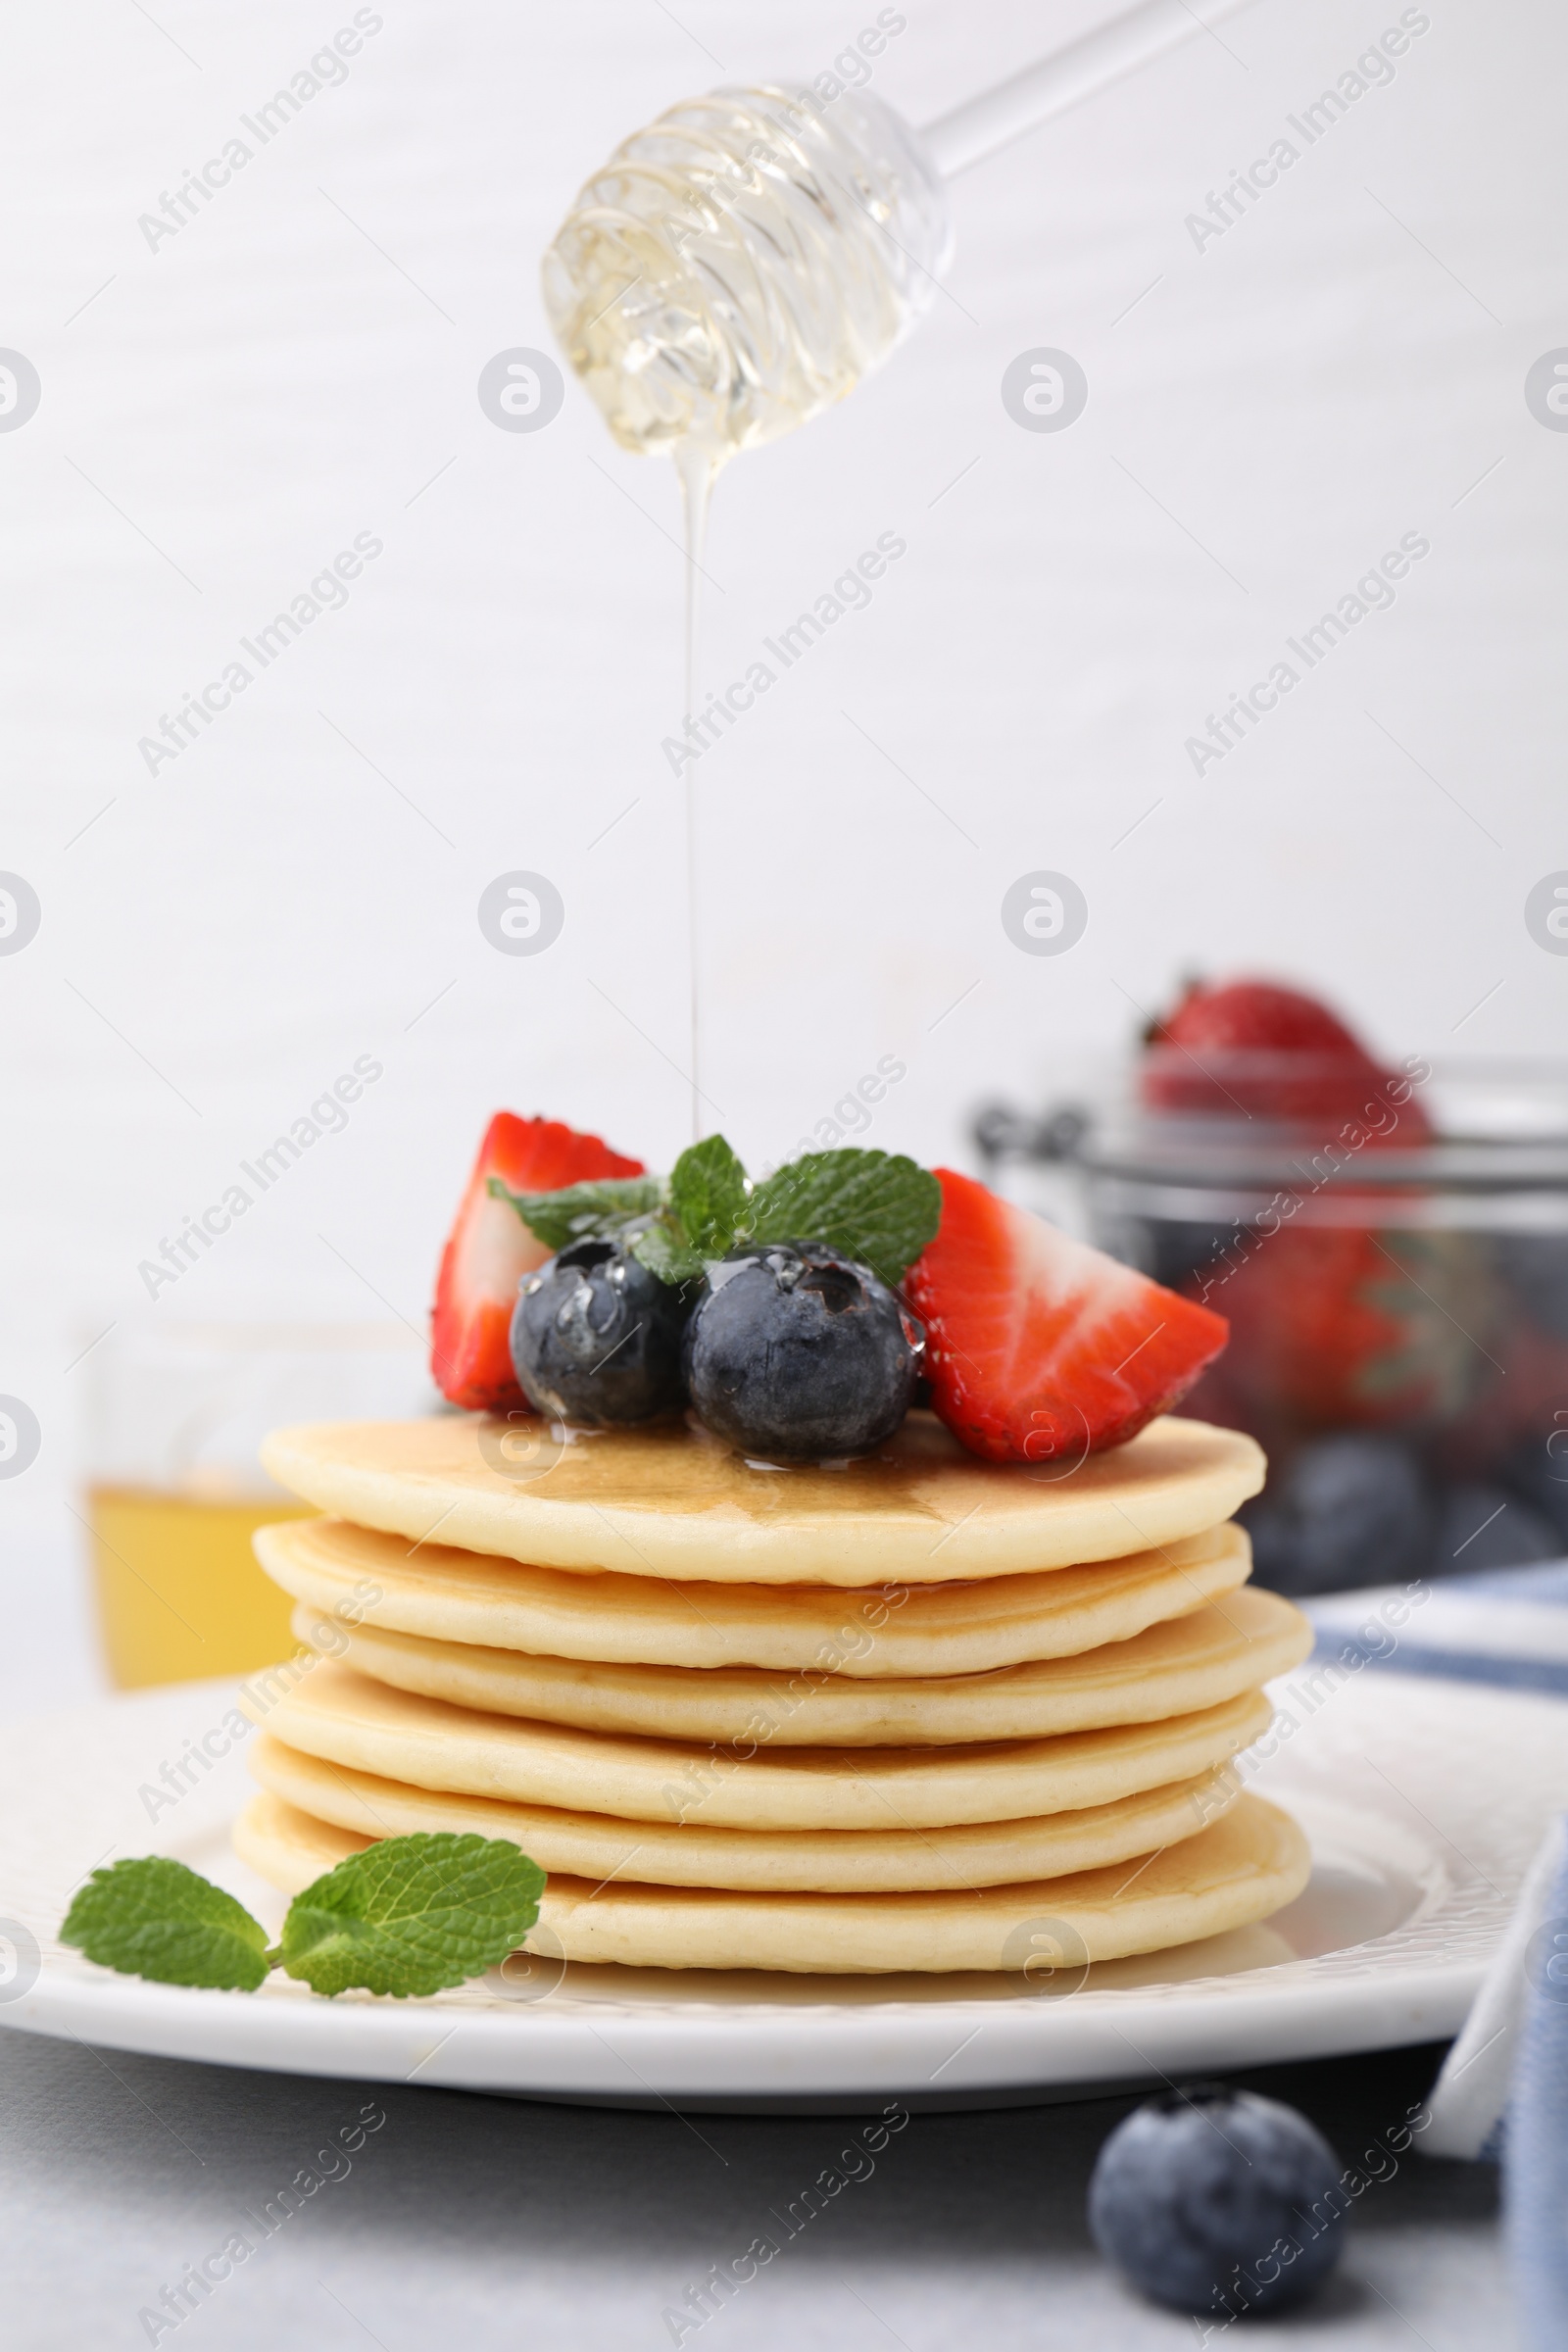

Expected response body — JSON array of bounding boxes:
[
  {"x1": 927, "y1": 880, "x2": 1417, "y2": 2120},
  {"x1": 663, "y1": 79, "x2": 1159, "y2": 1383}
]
[{"x1": 0, "y1": 2026, "x2": 1506, "y2": 2351}]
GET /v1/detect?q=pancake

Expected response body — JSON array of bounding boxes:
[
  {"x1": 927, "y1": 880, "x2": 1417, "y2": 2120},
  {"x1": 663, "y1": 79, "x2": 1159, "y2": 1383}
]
[
  {"x1": 292, "y1": 1585, "x2": 1310, "y2": 1746},
  {"x1": 234, "y1": 1788, "x2": 1309, "y2": 1972},
  {"x1": 248, "y1": 1732, "x2": 1243, "y2": 1891},
  {"x1": 244, "y1": 1660, "x2": 1273, "y2": 1832},
  {"x1": 259, "y1": 1412, "x2": 1264, "y2": 1586},
  {"x1": 256, "y1": 1515, "x2": 1253, "y2": 1676}
]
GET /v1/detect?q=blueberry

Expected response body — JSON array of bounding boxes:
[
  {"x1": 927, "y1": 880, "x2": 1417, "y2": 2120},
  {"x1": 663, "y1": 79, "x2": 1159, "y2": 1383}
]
[
  {"x1": 510, "y1": 1237, "x2": 691, "y2": 1425},
  {"x1": 1492, "y1": 1234, "x2": 1568, "y2": 1343},
  {"x1": 1494, "y1": 1440, "x2": 1568, "y2": 1546},
  {"x1": 1435, "y1": 1480, "x2": 1561, "y2": 1574},
  {"x1": 1242, "y1": 1434, "x2": 1434, "y2": 1596},
  {"x1": 683, "y1": 1243, "x2": 922, "y2": 1461},
  {"x1": 1088, "y1": 2084, "x2": 1345, "y2": 2317}
]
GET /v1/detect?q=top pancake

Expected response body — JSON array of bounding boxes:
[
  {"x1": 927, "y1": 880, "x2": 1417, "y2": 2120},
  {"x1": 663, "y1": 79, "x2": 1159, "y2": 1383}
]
[{"x1": 260, "y1": 1411, "x2": 1263, "y2": 1586}]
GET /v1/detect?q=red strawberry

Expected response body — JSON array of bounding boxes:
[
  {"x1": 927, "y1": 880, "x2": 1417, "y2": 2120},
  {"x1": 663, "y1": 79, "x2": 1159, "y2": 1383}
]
[
  {"x1": 906, "y1": 1169, "x2": 1230, "y2": 1464},
  {"x1": 1142, "y1": 977, "x2": 1430, "y2": 1140},
  {"x1": 431, "y1": 1114, "x2": 644, "y2": 1412},
  {"x1": 1194, "y1": 1224, "x2": 1495, "y2": 1440},
  {"x1": 1154, "y1": 977, "x2": 1369, "y2": 1061},
  {"x1": 1188, "y1": 1228, "x2": 1420, "y2": 1435}
]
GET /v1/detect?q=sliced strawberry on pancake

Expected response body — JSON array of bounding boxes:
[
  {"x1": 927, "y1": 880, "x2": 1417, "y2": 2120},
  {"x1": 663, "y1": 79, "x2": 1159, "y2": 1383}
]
[
  {"x1": 906, "y1": 1169, "x2": 1230, "y2": 1464},
  {"x1": 431, "y1": 1114, "x2": 644, "y2": 1411}
]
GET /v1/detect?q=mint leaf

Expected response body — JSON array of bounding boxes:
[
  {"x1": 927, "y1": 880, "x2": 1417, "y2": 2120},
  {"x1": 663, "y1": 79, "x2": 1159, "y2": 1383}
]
[
  {"x1": 59, "y1": 1838, "x2": 552, "y2": 2003},
  {"x1": 488, "y1": 1174, "x2": 663, "y2": 1250},
  {"x1": 629, "y1": 1221, "x2": 707, "y2": 1287},
  {"x1": 746, "y1": 1150, "x2": 941, "y2": 1284},
  {"x1": 62, "y1": 1857, "x2": 272, "y2": 1992},
  {"x1": 666, "y1": 1136, "x2": 750, "y2": 1256},
  {"x1": 498, "y1": 1139, "x2": 944, "y2": 1294},
  {"x1": 278, "y1": 1833, "x2": 546, "y2": 1998},
  {"x1": 625, "y1": 1135, "x2": 748, "y2": 1284}
]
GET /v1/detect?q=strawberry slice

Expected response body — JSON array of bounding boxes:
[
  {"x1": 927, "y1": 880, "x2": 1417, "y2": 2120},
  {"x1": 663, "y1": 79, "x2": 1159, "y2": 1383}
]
[
  {"x1": 906, "y1": 1169, "x2": 1230, "y2": 1464},
  {"x1": 431, "y1": 1114, "x2": 644, "y2": 1412}
]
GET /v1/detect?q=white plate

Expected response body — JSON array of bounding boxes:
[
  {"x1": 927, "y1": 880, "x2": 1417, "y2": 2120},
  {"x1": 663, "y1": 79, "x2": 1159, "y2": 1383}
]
[{"x1": 0, "y1": 1670, "x2": 1558, "y2": 2112}]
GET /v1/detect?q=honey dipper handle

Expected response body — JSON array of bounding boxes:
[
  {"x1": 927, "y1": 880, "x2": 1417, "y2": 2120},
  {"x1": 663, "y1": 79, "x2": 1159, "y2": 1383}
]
[{"x1": 920, "y1": 0, "x2": 1260, "y2": 179}]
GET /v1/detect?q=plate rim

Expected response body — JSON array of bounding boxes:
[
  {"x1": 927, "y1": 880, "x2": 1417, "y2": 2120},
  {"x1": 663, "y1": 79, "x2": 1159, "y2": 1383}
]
[{"x1": 0, "y1": 1670, "x2": 1558, "y2": 2107}]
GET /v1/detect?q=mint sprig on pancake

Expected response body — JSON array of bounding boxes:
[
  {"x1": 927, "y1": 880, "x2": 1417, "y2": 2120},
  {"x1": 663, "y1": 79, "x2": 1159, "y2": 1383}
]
[
  {"x1": 744, "y1": 1150, "x2": 941, "y2": 1288},
  {"x1": 483, "y1": 1171, "x2": 662, "y2": 1250},
  {"x1": 491, "y1": 1137, "x2": 942, "y2": 1290},
  {"x1": 61, "y1": 1835, "x2": 545, "y2": 1999}
]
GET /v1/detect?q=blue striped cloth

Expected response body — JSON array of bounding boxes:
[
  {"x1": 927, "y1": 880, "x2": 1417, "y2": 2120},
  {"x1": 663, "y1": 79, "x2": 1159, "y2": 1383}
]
[
  {"x1": 1304, "y1": 1559, "x2": 1568, "y2": 1697},
  {"x1": 1303, "y1": 1560, "x2": 1568, "y2": 2350},
  {"x1": 1508, "y1": 1830, "x2": 1568, "y2": 2352}
]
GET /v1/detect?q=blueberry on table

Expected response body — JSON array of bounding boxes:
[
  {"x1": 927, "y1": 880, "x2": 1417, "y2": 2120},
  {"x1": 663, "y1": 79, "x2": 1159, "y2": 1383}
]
[
  {"x1": 683, "y1": 1243, "x2": 923, "y2": 1461},
  {"x1": 1088, "y1": 2084, "x2": 1345, "y2": 2317},
  {"x1": 510, "y1": 1238, "x2": 691, "y2": 1424}
]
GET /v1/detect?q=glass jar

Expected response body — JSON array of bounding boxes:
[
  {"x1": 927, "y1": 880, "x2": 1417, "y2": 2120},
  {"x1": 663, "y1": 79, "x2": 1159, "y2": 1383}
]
[
  {"x1": 975, "y1": 1064, "x2": 1568, "y2": 1594},
  {"x1": 82, "y1": 1320, "x2": 436, "y2": 1688}
]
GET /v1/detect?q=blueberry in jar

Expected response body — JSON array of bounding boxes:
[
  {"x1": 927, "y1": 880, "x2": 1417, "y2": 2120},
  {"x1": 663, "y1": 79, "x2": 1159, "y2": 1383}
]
[
  {"x1": 1435, "y1": 1480, "x2": 1560, "y2": 1574},
  {"x1": 683, "y1": 1243, "x2": 923, "y2": 1460},
  {"x1": 510, "y1": 1237, "x2": 691, "y2": 1425},
  {"x1": 1242, "y1": 1434, "x2": 1434, "y2": 1596}
]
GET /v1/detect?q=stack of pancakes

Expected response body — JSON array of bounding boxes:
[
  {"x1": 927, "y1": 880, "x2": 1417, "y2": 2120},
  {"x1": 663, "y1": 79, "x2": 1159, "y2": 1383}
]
[{"x1": 234, "y1": 1412, "x2": 1313, "y2": 1974}]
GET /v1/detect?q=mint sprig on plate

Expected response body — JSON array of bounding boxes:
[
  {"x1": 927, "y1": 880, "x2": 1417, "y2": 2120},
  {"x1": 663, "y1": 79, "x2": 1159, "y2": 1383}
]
[
  {"x1": 278, "y1": 1836, "x2": 544, "y2": 1997},
  {"x1": 492, "y1": 1138, "x2": 940, "y2": 1290},
  {"x1": 62, "y1": 1835, "x2": 547, "y2": 2000},
  {"x1": 60, "y1": 1856, "x2": 274, "y2": 1991}
]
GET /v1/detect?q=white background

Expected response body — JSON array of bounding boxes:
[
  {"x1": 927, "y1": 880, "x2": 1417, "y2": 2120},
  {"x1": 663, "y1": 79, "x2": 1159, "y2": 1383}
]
[{"x1": 3, "y1": 0, "x2": 1564, "y2": 1709}]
